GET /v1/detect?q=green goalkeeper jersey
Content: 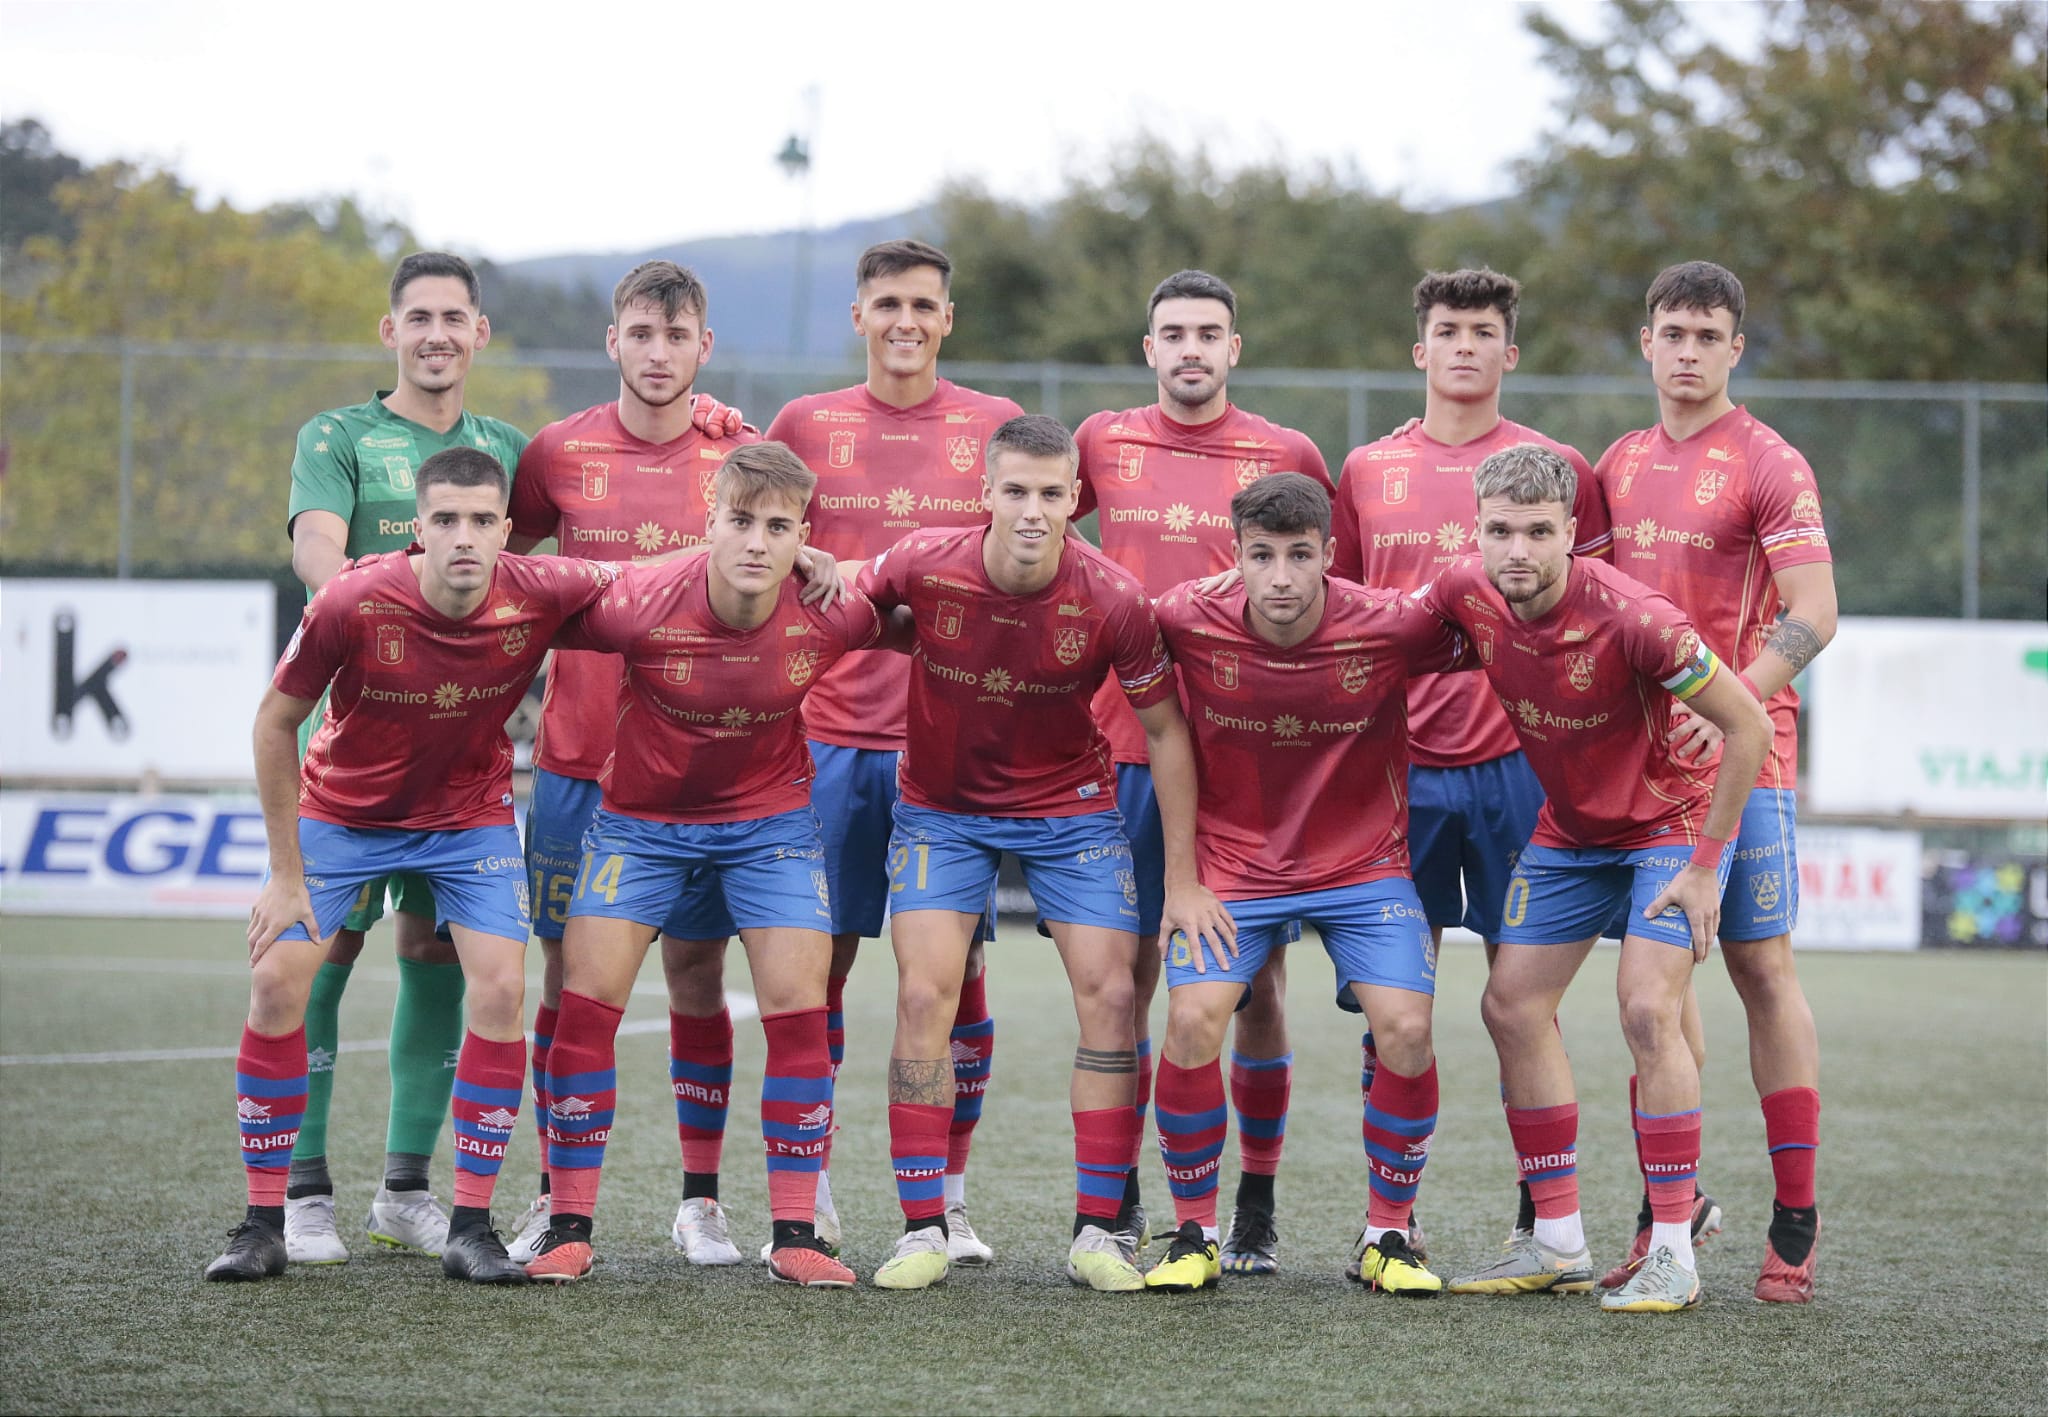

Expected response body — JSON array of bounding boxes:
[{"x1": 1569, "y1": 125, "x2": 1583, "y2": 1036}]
[{"x1": 287, "y1": 393, "x2": 529, "y2": 556}]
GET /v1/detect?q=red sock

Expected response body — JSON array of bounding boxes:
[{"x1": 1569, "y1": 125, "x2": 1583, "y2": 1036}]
[
  {"x1": 544, "y1": 990, "x2": 623, "y2": 1218},
  {"x1": 1636, "y1": 1108, "x2": 1702, "y2": 1225},
  {"x1": 947, "y1": 969, "x2": 993, "y2": 1173},
  {"x1": 669, "y1": 1007, "x2": 733, "y2": 1177},
  {"x1": 760, "y1": 1008, "x2": 832, "y2": 1222},
  {"x1": 822, "y1": 973, "x2": 849, "y2": 1173},
  {"x1": 1505, "y1": 1103, "x2": 1580, "y2": 1218},
  {"x1": 531, "y1": 1003, "x2": 558, "y2": 1161},
  {"x1": 1364, "y1": 1060, "x2": 1438, "y2": 1235},
  {"x1": 1228, "y1": 1050, "x2": 1291, "y2": 1177},
  {"x1": 1760, "y1": 1086, "x2": 1820, "y2": 1209},
  {"x1": 888, "y1": 1102, "x2": 950, "y2": 1224},
  {"x1": 1074, "y1": 1106, "x2": 1138, "y2": 1225},
  {"x1": 1153, "y1": 1058, "x2": 1226, "y2": 1228},
  {"x1": 234, "y1": 1024, "x2": 306, "y2": 1207},
  {"x1": 451, "y1": 1031, "x2": 525, "y2": 1210}
]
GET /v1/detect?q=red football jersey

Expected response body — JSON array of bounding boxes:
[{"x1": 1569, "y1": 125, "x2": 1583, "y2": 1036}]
[
  {"x1": 276, "y1": 552, "x2": 619, "y2": 830},
  {"x1": 554, "y1": 552, "x2": 881, "y2": 824},
  {"x1": 1155, "y1": 577, "x2": 1471, "y2": 899},
  {"x1": 1596, "y1": 405, "x2": 1831, "y2": 790},
  {"x1": 767, "y1": 379, "x2": 1024, "y2": 753},
  {"x1": 1332, "y1": 418, "x2": 1612, "y2": 769},
  {"x1": 1418, "y1": 556, "x2": 1724, "y2": 851},
  {"x1": 1075, "y1": 403, "x2": 1334, "y2": 765},
  {"x1": 509, "y1": 402, "x2": 760, "y2": 781},
  {"x1": 856, "y1": 527, "x2": 1176, "y2": 818}
]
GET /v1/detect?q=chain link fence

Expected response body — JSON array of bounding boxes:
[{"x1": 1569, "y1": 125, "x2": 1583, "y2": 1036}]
[{"x1": 3, "y1": 338, "x2": 2042, "y2": 620}]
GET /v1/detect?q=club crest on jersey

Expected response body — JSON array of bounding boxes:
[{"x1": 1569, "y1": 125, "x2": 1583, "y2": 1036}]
[
  {"x1": 829, "y1": 431, "x2": 856, "y2": 469},
  {"x1": 1383, "y1": 468, "x2": 1409, "y2": 505},
  {"x1": 500, "y1": 625, "x2": 531, "y2": 657},
  {"x1": 1213, "y1": 650, "x2": 1240, "y2": 690},
  {"x1": 1115, "y1": 868, "x2": 1138, "y2": 906},
  {"x1": 1234, "y1": 458, "x2": 1270, "y2": 489},
  {"x1": 1565, "y1": 650, "x2": 1596, "y2": 692},
  {"x1": 663, "y1": 651, "x2": 693, "y2": 685},
  {"x1": 947, "y1": 436, "x2": 979, "y2": 473},
  {"x1": 812, "y1": 869, "x2": 831, "y2": 909},
  {"x1": 1337, "y1": 653, "x2": 1373, "y2": 694},
  {"x1": 785, "y1": 649, "x2": 821, "y2": 686},
  {"x1": 581, "y1": 461, "x2": 609, "y2": 502},
  {"x1": 1117, "y1": 445, "x2": 1145, "y2": 483},
  {"x1": 1474, "y1": 623, "x2": 1496, "y2": 665},
  {"x1": 697, "y1": 466, "x2": 719, "y2": 509},
  {"x1": 1616, "y1": 457, "x2": 1643, "y2": 500},
  {"x1": 1750, "y1": 871, "x2": 1782, "y2": 912},
  {"x1": 1793, "y1": 490, "x2": 1823, "y2": 522},
  {"x1": 1694, "y1": 466, "x2": 1729, "y2": 505},
  {"x1": 383, "y1": 455, "x2": 415, "y2": 491},
  {"x1": 376, "y1": 624, "x2": 405, "y2": 665},
  {"x1": 1054, "y1": 627, "x2": 1088, "y2": 666},
  {"x1": 935, "y1": 601, "x2": 966, "y2": 640}
]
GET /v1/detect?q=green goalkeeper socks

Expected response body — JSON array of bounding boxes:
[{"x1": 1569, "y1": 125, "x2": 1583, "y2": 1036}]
[
  {"x1": 296, "y1": 961, "x2": 353, "y2": 1162},
  {"x1": 385, "y1": 956, "x2": 465, "y2": 1158}
]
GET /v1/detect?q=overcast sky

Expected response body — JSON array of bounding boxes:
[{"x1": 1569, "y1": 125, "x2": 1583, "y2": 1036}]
[{"x1": 2, "y1": 0, "x2": 1748, "y2": 262}]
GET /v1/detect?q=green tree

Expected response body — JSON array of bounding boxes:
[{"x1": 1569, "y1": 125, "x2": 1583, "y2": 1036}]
[{"x1": 0, "y1": 162, "x2": 551, "y2": 572}]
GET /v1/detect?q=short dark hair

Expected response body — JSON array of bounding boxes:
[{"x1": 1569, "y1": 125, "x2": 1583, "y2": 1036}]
[
  {"x1": 714, "y1": 442, "x2": 817, "y2": 514},
  {"x1": 1645, "y1": 261, "x2": 1745, "y2": 334},
  {"x1": 986, "y1": 413, "x2": 1077, "y2": 472},
  {"x1": 415, "y1": 447, "x2": 508, "y2": 504},
  {"x1": 857, "y1": 239, "x2": 952, "y2": 292},
  {"x1": 1473, "y1": 443, "x2": 1576, "y2": 508},
  {"x1": 390, "y1": 252, "x2": 480, "y2": 309},
  {"x1": 1413, "y1": 267, "x2": 1522, "y2": 345},
  {"x1": 1231, "y1": 472, "x2": 1331, "y2": 540},
  {"x1": 613, "y1": 259, "x2": 707, "y2": 323},
  {"x1": 1148, "y1": 269, "x2": 1237, "y2": 329}
]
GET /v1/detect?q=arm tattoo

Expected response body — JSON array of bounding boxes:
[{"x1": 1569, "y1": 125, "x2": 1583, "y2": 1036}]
[
  {"x1": 1764, "y1": 614, "x2": 1824, "y2": 675},
  {"x1": 1073, "y1": 1047, "x2": 1139, "y2": 1075},
  {"x1": 888, "y1": 1056, "x2": 953, "y2": 1106}
]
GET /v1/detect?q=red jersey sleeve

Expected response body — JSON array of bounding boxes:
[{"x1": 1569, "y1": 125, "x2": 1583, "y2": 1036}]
[
  {"x1": 273, "y1": 576, "x2": 354, "y2": 702},
  {"x1": 1073, "y1": 410, "x2": 1112, "y2": 521},
  {"x1": 509, "y1": 430, "x2": 562, "y2": 543},
  {"x1": 854, "y1": 533, "x2": 920, "y2": 611},
  {"x1": 1751, "y1": 439, "x2": 1832, "y2": 571},
  {"x1": 1329, "y1": 448, "x2": 1368, "y2": 583},
  {"x1": 550, "y1": 560, "x2": 651, "y2": 655},
  {"x1": 1387, "y1": 590, "x2": 1477, "y2": 675},
  {"x1": 1105, "y1": 590, "x2": 1175, "y2": 710},
  {"x1": 1565, "y1": 444, "x2": 1613, "y2": 559}
]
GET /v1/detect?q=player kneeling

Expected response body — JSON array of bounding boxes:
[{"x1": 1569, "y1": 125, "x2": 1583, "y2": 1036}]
[
  {"x1": 521, "y1": 444, "x2": 878, "y2": 1288},
  {"x1": 206, "y1": 448, "x2": 622, "y2": 1285},
  {"x1": 1143, "y1": 474, "x2": 1468, "y2": 1296}
]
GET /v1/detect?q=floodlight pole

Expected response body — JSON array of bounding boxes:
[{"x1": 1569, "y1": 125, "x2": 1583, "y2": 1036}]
[{"x1": 778, "y1": 85, "x2": 820, "y2": 358}]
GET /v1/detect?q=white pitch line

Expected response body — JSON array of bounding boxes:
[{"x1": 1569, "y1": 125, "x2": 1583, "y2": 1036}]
[{"x1": 0, "y1": 967, "x2": 758, "y2": 1065}]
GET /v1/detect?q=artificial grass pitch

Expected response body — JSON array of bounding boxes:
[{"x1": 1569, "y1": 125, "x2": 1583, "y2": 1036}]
[{"x1": 1, "y1": 918, "x2": 2042, "y2": 1415}]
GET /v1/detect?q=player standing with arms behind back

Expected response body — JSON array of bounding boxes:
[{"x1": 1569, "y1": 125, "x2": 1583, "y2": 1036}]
[
  {"x1": 278, "y1": 253, "x2": 527, "y2": 1265},
  {"x1": 764, "y1": 240, "x2": 1023, "y2": 1263},
  {"x1": 1595, "y1": 261, "x2": 1835, "y2": 1303},
  {"x1": 1075, "y1": 270, "x2": 1333, "y2": 1273}
]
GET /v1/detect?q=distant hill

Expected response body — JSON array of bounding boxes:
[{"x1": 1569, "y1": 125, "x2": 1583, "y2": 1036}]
[{"x1": 494, "y1": 209, "x2": 935, "y2": 358}]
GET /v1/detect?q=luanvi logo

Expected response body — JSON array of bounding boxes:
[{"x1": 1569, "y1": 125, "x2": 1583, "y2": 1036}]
[{"x1": 52, "y1": 611, "x2": 128, "y2": 739}]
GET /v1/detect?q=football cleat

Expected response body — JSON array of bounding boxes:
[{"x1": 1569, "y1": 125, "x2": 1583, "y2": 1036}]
[
  {"x1": 1598, "y1": 1190, "x2": 1724, "y2": 1289},
  {"x1": 503, "y1": 1194, "x2": 551, "y2": 1266},
  {"x1": 1350, "y1": 1229, "x2": 1443, "y2": 1297},
  {"x1": 671, "y1": 1197, "x2": 743, "y2": 1266},
  {"x1": 872, "y1": 1225, "x2": 949, "y2": 1290},
  {"x1": 441, "y1": 1225, "x2": 531, "y2": 1285},
  {"x1": 1220, "y1": 1206, "x2": 1280, "y2": 1275},
  {"x1": 1111, "y1": 1201, "x2": 1151, "y2": 1265},
  {"x1": 283, "y1": 1194, "x2": 349, "y2": 1264},
  {"x1": 1447, "y1": 1232, "x2": 1595, "y2": 1295},
  {"x1": 1754, "y1": 1202, "x2": 1819, "y2": 1304},
  {"x1": 203, "y1": 1217, "x2": 287, "y2": 1282},
  {"x1": 1600, "y1": 1244, "x2": 1703, "y2": 1313},
  {"x1": 945, "y1": 1202, "x2": 994, "y2": 1266},
  {"x1": 1407, "y1": 1211, "x2": 1430, "y2": 1264},
  {"x1": 1067, "y1": 1224, "x2": 1145, "y2": 1292},
  {"x1": 1143, "y1": 1221, "x2": 1221, "y2": 1292},
  {"x1": 768, "y1": 1240, "x2": 858, "y2": 1289},
  {"x1": 523, "y1": 1228, "x2": 594, "y2": 1284},
  {"x1": 365, "y1": 1185, "x2": 450, "y2": 1257}
]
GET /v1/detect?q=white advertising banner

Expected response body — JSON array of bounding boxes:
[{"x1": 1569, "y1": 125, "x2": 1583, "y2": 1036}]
[
  {"x1": 1793, "y1": 825, "x2": 1922, "y2": 950},
  {"x1": 0, "y1": 791, "x2": 267, "y2": 917},
  {"x1": 1808, "y1": 617, "x2": 2048, "y2": 820},
  {"x1": 0, "y1": 580, "x2": 276, "y2": 782}
]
